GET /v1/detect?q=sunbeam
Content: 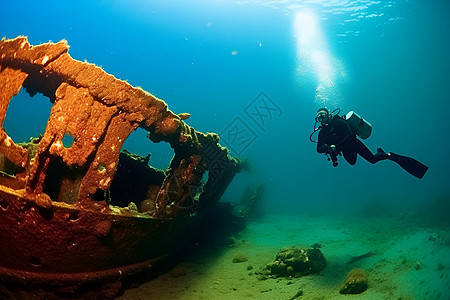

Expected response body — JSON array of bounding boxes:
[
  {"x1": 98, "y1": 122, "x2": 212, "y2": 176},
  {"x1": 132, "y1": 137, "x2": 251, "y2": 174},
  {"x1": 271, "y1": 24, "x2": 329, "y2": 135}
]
[{"x1": 294, "y1": 9, "x2": 347, "y2": 107}]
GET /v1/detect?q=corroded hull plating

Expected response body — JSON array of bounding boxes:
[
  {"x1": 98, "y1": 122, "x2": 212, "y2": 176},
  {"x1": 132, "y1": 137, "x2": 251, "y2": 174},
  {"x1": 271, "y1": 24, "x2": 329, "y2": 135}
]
[{"x1": 0, "y1": 187, "x2": 201, "y2": 286}]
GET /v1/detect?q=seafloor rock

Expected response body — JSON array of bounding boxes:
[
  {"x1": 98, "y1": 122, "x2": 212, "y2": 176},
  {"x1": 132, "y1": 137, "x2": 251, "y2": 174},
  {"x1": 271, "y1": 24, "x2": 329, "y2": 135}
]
[
  {"x1": 339, "y1": 268, "x2": 369, "y2": 294},
  {"x1": 232, "y1": 253, "x2": 248, "y2": 263},
  {"x1": 256, "y1": 246, "x2": 326, "y2": 278}
]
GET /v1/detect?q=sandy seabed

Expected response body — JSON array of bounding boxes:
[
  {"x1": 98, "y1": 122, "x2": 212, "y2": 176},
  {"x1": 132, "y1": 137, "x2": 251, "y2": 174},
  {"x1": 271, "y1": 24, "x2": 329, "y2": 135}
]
[{"x1": 118, "y1": 212, "x2": 449, "y2": 300}]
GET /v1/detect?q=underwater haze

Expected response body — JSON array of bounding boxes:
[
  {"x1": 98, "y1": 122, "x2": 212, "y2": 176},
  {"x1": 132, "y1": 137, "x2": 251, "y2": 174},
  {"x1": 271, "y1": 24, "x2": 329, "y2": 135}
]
[
  {"x1": 2, "y1": 0, "x2": 449, "y2": 215},
  {"x1": 2, "y1": 0, "x2": 450, "y2": 299}
]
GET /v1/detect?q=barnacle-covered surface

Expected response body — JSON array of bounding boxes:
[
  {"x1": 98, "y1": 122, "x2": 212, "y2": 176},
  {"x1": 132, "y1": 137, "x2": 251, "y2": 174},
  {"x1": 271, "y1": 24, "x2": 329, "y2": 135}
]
[{"x1": 0, "y1": 36, "x2": 241, "y2": 296}]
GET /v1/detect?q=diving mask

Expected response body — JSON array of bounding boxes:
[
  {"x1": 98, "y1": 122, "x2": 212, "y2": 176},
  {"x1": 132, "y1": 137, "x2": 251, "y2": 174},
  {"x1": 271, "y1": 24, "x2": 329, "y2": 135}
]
[{"x1": 315, "y1": 111, "x2": 329, "y2": 124}]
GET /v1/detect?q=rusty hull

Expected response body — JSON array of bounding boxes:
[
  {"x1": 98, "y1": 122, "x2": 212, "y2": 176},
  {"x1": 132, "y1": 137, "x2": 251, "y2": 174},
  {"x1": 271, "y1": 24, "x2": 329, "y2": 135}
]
[
  {"x1": 0, "y1": 186, "x2": 200, "y2": 285},
  {"x1": 0, "y1": 36, "x2": 241, "y2": 289}
]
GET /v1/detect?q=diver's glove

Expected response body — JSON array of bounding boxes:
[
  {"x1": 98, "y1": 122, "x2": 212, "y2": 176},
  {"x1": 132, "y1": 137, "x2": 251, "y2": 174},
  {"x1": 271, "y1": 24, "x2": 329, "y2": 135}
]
[
  {"x1": 326, "y1": 144, "x2": 338, "y2": 155},
  {"x1": 328, "y1": 146, "x2": 339, "y2": 167},
  {"x1": 318, "y1": 144, "x2": 338, "y2": 155}
]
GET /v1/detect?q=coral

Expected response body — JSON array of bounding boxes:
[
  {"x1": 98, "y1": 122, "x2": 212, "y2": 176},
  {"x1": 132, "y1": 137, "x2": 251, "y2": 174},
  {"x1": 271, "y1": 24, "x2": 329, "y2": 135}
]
[{"x1": 256, "y1": 246, "x2": 326, "y2": 278}]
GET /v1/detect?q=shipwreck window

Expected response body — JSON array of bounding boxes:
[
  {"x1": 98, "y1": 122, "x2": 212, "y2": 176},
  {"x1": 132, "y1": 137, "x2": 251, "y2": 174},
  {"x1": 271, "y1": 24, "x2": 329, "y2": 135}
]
[
  {"x1": 121, "y1": 127, "x2": 173, "y2": 170},
  {"x1": 62, "y1": 133, "x2": 74, "y2": 148},
  {"x1": 42, "y1": 155, "x2": 85, "y2": 204},
  {"x1": 3, "y1": 88, "x2": 52, "y2": 143},
  {"x1": 107, "y1": 128, "x2": 172, "y2": 211}
]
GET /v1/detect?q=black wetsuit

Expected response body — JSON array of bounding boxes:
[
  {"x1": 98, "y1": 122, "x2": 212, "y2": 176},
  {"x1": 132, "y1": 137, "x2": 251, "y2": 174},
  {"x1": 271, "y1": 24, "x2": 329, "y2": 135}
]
[{"x1": 317, "y1": 115, "x2": 388, "y2": 165}]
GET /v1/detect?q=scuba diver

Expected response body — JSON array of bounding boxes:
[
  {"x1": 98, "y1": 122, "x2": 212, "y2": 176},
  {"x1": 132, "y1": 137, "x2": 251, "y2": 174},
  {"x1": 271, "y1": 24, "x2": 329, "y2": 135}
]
[{"x1": 310, "y1": 108, "x2": 428, "y2": 179}]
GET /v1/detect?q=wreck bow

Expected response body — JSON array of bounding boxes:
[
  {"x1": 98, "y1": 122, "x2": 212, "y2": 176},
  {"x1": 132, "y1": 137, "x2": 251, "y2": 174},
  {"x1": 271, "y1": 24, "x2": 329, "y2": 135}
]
[{"x1": 0, "y1": 36, "x2": 240, "y2": 291}]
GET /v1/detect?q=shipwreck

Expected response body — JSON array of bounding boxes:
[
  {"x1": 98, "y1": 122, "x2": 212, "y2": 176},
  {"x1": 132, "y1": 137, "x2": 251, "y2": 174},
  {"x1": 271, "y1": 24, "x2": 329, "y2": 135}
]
[{"x1": 0, "y1": 36, "x2": 244, "y2": 298}]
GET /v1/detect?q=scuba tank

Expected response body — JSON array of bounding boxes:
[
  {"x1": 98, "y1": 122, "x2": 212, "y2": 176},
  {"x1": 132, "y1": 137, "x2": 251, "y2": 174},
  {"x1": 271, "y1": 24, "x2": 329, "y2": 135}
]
[{"x1": 345, "y1": 111, "x2": 372, "y2": 139}]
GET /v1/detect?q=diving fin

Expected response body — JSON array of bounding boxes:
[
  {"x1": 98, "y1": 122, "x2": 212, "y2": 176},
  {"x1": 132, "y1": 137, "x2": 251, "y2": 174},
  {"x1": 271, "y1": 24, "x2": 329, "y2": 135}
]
[{"x1": 388, "y1": 152, "x2": 428, "y2": 179}]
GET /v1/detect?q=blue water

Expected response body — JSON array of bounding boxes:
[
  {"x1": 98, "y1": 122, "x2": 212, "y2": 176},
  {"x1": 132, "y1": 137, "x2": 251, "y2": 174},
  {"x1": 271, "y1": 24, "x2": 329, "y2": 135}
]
[{"x1": 1, "y1": 0, "x2": 449, "y2": 215}]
